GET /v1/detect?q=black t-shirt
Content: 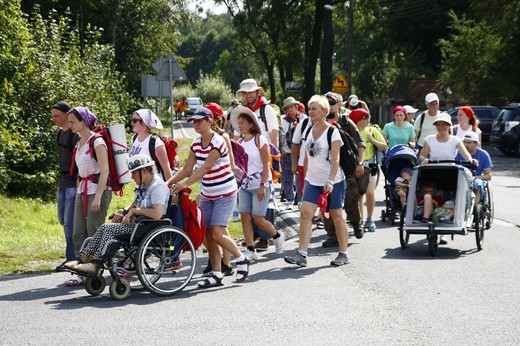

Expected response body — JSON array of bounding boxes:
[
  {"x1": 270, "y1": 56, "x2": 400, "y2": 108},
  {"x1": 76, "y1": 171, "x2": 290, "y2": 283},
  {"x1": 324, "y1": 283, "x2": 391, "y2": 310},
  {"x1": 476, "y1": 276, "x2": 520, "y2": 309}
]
[{"x1": 57, "y1": 129, "x2": 79, "y2": 188}]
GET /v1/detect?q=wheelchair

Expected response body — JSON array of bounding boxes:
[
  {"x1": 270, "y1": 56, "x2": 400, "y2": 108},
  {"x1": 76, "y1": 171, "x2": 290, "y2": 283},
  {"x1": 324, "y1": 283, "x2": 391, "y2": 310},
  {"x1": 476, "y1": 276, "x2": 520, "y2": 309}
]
[{"x1": 64, "y1": 217, "x2": 197, "y2": 300}]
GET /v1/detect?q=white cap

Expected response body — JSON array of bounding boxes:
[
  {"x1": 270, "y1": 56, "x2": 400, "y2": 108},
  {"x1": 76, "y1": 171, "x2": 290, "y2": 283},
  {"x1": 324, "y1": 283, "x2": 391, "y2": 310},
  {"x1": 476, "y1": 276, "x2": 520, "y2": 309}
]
[
  {"x1": 425, "y1": 92, "x2": 439, "y2": 104},
  {"x1": 432, "y1": 112, "x2": 452, "y2": 126},
  {"x1": 464, "y1": 131, "x2": 479, "y2": 143},
  {"x1": 349, "y1": 96, "x2": 359, "y2": 107},
  {"x1": 403, "y1": 105, "x2": 418, "y2": 114}
]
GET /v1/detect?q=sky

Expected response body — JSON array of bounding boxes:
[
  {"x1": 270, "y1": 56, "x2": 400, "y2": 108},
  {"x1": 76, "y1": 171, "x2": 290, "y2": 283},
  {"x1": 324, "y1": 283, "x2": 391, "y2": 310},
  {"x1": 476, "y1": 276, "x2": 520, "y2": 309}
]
[{"x1": 188, "y1": 0, "x2": 229, "y2": 16}]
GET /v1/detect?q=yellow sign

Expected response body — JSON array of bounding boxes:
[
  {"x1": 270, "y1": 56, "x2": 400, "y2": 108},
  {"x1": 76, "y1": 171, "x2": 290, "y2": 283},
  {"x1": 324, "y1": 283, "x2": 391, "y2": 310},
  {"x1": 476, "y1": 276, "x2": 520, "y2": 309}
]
[{"x1": 332, "y1": 73, "x2": 349, "y2": 93}]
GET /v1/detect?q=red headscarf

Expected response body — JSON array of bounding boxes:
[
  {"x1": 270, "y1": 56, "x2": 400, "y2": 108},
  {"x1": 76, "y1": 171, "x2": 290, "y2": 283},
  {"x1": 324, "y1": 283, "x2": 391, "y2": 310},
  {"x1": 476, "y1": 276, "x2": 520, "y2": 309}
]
[
  {"x1": 349, "y1": 108, "x2": 369, "y2": 124},
  {"x1": 460, "y1": 106, "x2": 474, "y2": 120}
]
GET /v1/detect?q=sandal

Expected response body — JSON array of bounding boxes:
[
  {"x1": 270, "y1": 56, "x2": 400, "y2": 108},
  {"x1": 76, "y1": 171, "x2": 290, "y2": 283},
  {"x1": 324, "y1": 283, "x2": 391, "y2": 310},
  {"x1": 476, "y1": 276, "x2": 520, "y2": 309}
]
[
  {"x1": 65, "y1": 275, "x2": 84, "y2": 287},
  {"x1": 235, "y1": 257, "x2": 250, "y2": 283},
  {"x1": 197, "y1": 274, "x2": 223, "y2": 289}
]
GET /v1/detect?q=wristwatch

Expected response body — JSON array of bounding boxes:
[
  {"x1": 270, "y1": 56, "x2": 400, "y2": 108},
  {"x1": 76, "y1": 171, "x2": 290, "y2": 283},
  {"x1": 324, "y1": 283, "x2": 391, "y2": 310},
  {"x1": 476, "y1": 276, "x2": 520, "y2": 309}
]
[{"x1": 358, "y1": 162, "x2": 363, "y2": 166}]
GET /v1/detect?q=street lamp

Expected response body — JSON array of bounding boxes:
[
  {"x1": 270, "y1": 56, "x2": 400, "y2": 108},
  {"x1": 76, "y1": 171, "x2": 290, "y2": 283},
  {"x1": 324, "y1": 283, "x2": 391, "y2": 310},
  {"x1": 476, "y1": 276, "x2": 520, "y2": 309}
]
[{"x1": 346, "y1": 0, "x2": 354, "y2": 97}]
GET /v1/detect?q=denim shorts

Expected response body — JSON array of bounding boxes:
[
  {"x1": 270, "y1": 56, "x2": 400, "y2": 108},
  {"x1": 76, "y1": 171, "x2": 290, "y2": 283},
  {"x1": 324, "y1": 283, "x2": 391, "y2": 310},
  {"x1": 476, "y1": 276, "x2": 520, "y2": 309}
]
[
  {"x1": 198, "y1": 194, "x2": 236, "y2": 227},
  {"x1": 302, "y1": 180, "x2": 346, "y2": 210},
  {"x1": 473, "y1": 179, "x2": 487, "y2": 200},
  {"x1": 238, "y1": 187, "x2": 271, "y2": 217}
]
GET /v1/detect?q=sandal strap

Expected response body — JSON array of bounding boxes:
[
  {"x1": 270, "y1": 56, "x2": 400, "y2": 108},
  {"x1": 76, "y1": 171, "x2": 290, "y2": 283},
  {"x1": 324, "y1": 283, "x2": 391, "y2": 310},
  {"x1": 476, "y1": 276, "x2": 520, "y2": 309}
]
[{"x1": 197, "y1": 274, "x2": 223, "y2": 288}]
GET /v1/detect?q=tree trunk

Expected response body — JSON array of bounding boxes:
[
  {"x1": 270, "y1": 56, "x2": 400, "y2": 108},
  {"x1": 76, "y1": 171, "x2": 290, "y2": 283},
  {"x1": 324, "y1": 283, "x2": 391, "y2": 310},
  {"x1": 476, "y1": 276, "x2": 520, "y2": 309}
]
[
  {"x1": 304, "y1": 0, "x2": 326, "y2": 103},
  {"x1": 321, "y1": 1, "x2": 334, "y2": 94}
]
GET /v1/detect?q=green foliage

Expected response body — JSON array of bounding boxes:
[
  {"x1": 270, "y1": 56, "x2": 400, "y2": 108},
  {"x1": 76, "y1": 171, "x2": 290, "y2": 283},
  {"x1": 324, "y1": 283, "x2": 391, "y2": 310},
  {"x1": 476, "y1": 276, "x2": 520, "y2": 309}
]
[
  {"x1": 196, "y1": 74, "x2": 234, "y2": 106},
  {"x1": 173, "y1": 84, "x2": 197, "y2": 100},
  {"x1": 439, "y1": 11, "x2": 504, "y2": 104},
  {"x1": 0, "y1": 5, "x2": 135, "y2": 201}
]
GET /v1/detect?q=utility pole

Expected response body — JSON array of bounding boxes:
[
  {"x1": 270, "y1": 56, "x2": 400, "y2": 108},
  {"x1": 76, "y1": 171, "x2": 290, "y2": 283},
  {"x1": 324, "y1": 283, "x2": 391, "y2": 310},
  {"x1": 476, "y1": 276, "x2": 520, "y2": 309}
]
[{"x1": 346, "y1": 0, "x2": 354, "y2": 97}]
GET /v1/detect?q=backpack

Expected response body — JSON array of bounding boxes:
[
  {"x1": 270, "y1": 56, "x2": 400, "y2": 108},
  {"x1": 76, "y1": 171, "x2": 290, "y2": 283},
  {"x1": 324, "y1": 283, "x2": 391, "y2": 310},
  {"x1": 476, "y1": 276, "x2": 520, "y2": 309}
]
[
  {"x1": 179, "y1": 188, "x2": 206, "y2": 250},
  {"x1": 71, "y1": 125, "x2": 129, "y2": 195},
  {"x1": 229, "y1": 138, "x2": 249, "y2": 186},
  {"x1": 132, "y1": 133, "x2": 179, "y2": 180},
  {"x1": 304, "y1": 124, "x2": 358, "y2": 177},
  {"x1": 284, "y1": 115, "x2": 301, "y2": 148},
  {"x1": 254, "y1": 135, "x2": 282, "y2": 183}
]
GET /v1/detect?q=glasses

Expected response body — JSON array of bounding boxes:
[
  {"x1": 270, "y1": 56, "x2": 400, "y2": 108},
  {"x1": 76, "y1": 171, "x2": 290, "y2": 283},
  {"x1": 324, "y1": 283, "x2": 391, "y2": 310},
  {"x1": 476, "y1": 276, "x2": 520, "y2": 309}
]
[
  {"x1": 308, "y1": 141, "x2": 316, "y2": 157},
  {"x1": 131, "y1": 118, "x2": 142, "y2": 124},
  {"x1": 328, "y1": 100, "x2": 337, "y2": 106}
]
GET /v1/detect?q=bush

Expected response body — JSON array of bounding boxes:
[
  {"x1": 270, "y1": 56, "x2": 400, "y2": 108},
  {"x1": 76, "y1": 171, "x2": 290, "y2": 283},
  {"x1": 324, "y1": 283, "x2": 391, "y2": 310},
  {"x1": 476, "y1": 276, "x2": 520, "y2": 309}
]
[{"x1": 196, "y1": 74, "x2": 235, "y2": 106}]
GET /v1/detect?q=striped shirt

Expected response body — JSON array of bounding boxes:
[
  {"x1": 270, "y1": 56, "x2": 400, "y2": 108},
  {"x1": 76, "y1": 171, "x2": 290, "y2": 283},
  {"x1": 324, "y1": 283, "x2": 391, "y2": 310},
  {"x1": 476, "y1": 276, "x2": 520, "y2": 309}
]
[
  {"x1": 191, "y1": 132, "x2": 237, "y2": 200},
  {"x1": 76, "y1": 134, "x2": 108, "y2": 195}
]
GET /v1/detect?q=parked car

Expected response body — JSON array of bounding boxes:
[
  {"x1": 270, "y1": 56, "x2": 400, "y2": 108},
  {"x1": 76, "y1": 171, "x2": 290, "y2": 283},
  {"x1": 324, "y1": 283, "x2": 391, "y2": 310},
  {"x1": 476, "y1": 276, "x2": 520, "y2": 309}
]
[
  {"x1": 446, "y1": 106, "x2": 501, "y2": 142},
  {"x1": 185, "y1": 97, "x2": 203, "y2": 116},
  {"x1": 490, "y1": 104, "x2": 520, "y2": 156}
]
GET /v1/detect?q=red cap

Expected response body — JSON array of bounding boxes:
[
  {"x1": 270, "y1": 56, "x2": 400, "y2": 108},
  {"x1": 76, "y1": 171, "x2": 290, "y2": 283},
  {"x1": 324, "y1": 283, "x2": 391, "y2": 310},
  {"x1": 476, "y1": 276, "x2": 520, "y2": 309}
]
[
  {"x1": 297, "y1": 102, "x2": 305, "y2": 113},
  {"x1": 318, "y1": 192, "x2": 330, "y2": 218},
  {"x1": 349, "y1": 108, "x2": 369, "y2": 124},
  {"x1": 460, "y1": 106, "x2": 474, "y2": 120},
  {"x1": 204, "y1": 102, "x2": 224, "y2": 118}
]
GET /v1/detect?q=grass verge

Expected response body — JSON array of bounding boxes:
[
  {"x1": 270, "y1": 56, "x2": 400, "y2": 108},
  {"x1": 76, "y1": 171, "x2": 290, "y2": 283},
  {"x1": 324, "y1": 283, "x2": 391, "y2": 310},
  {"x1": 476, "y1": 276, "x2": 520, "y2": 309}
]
[{"x1": 0, "y1": 137, "x2": 243, "y2": 275}]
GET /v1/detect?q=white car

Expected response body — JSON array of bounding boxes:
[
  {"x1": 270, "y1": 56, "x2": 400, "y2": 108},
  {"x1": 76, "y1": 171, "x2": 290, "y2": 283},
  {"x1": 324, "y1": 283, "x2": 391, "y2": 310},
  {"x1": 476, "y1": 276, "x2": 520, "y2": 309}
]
[{"x1": 186, "y1": 97, "x2": 203, "y2": 115}]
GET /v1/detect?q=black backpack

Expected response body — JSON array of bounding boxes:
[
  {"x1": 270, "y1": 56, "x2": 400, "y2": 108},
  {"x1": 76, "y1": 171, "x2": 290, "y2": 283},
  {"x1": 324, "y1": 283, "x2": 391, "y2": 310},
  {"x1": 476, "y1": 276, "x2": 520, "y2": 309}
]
[{"x1": 304, "y1": 124, "x2": 358, "y2": 177}]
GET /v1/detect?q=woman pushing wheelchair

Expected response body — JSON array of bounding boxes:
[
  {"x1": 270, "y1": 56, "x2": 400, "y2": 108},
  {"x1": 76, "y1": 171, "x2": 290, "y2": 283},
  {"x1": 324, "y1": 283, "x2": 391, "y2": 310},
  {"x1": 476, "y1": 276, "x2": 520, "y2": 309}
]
[{"x1": 61, "y1": 154, "x2": 170, "y2": 274}]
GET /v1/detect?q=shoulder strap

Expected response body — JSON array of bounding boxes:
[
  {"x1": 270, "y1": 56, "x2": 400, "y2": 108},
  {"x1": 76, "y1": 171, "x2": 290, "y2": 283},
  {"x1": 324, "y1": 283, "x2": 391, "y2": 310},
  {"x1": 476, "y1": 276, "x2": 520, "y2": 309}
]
[
  {"x1": 259, "y1": 104, "x2": 268, "y2": 132},
  {"x1": 88, "y1": 133, "x2": 103, "y2": 160},
  {"x1": 417, "y1": 112, "x2": 426, "y2": 141},
  {"x1": 303, "y1": 124, "x2": 313, "y2": 141},
  {"x1": 453, "y1": 126, "x2": 458, "y2": 136},
  {"x1": 254, "y1": 134, "x2": 261, "y2": 150},
  {"x1": 148, "y1": 133, "x2": 161, "y2": 175},
  {"x1": 326, "y1": 126, "x2": 334, "y2": 162}
]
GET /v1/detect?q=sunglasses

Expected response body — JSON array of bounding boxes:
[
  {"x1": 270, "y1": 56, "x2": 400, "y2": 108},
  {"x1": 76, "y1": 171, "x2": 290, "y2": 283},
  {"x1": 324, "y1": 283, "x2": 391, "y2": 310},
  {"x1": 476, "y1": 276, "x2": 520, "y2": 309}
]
[
  {"x1": 131, "y1": 118, "x2": 143, "y2": 124},
  {"x1": 328, "y1": 100, "x2": 338, "y2": 106},
  {"x1": 308, "y1": 141, "x2": 316, "y2": 157}
]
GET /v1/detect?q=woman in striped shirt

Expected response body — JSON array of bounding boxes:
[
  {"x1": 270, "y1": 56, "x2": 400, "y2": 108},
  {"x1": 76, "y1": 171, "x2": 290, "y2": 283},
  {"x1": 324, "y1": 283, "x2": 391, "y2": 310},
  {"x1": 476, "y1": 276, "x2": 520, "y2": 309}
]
[{"x1": 168, "y1": 107, "x2": 250, "y2": 288}]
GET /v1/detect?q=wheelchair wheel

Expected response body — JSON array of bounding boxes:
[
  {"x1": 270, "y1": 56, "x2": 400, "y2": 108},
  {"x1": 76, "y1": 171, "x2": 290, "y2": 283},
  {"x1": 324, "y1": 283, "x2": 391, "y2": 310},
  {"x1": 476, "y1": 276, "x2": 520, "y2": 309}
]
[
  {"x1": 109, "y1": 278, "x2": 131, "y2": 300},
  {"x1": 474, "y1": 205, "x2": 484, "y2": 251},
  {"x1": 484, "y1": 184, "x2": 494, "y2": 229},
  {"x1": 136, "y1": 226, "x2": 196, "y2": 296},
  {"x1": 85, "y1": 276, "x2": 106, "y2": 296}
]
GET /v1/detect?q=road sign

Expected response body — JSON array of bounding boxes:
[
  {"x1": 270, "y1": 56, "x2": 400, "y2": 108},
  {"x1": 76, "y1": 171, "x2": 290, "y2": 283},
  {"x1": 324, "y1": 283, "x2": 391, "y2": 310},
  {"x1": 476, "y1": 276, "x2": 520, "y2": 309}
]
[
  {"x1": 141, "y1": 76, "x2": 171, "y2": 98},
  {"x1": 155, "y1": 54, "x2": 187, "y2": 82},
  {"x1": 332, "y1": 73, "x2": 349, "y2": 93}
]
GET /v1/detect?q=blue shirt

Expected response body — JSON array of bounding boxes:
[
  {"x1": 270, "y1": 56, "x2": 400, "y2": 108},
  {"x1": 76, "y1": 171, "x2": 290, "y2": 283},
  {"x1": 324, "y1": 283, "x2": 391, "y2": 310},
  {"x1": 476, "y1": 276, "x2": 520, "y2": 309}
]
[{"x1": 455, "y1": 148, "x2": 492, "y2": 176}]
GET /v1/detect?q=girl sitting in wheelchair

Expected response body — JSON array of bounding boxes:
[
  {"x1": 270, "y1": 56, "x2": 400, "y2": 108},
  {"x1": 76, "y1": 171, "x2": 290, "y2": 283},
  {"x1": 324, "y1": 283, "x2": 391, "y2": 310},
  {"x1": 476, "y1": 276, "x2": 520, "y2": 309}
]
[{"x1": 62, "y1": 154, "x2": 170, "y2": 274}]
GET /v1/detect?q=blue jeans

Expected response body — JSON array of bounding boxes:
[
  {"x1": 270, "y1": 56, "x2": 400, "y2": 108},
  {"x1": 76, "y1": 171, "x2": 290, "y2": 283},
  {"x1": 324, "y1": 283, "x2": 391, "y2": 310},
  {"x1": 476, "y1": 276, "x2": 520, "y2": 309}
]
[
  {"x1": 280, "y1": 153, "x2": 295, "y2": 202},
  {"x1": 57, "y1": 187, "x2": 77, "y2": 261}
]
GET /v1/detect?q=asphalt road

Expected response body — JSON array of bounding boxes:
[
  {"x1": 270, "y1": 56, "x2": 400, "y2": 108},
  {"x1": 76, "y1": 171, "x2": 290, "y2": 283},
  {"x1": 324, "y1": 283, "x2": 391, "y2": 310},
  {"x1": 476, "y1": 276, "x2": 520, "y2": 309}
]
[{"x1": 1, "y1": 120, "x2": 518, "y2": 345}]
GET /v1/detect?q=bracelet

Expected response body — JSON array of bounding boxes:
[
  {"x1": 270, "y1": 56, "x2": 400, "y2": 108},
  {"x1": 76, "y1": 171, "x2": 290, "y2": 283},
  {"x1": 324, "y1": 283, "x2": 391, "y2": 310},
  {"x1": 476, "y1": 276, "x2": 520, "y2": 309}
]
[{"x1": 327, "y1": 180, "x2": 334, "y2": 186}]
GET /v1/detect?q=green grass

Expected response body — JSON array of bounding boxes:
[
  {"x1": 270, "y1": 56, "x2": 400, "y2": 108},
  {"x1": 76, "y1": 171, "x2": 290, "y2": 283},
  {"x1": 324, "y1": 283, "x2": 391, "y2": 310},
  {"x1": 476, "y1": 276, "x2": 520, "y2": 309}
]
[{"x1": 0, "y1": 137, "x2": 243, "y2": 275}]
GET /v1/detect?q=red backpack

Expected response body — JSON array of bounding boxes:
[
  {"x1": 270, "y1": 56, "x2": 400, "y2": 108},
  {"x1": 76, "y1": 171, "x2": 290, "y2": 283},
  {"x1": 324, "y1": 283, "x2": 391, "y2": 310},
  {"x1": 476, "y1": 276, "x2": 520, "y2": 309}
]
[
  {"x1": 132, "y1": 133, "x2": 179, "y2": 179},
  {"x1": 71, "y1": 125, "x2": 128, "y2": 195},
  {"x1": 179, "y1": 188, "x2": 206, "y2": 250}
]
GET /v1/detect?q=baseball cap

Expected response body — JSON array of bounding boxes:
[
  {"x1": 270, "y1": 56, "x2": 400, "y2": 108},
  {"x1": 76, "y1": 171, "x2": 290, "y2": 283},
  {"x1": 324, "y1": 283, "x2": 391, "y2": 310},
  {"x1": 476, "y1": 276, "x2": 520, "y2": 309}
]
[
  {"x1": 403, "y1": 105, "x2": 418, "y2": 114},
  {"x1": 425, "y1": 92, "x2": 439, "y2": 104},
  {"x1": 187, "y1": 107, "x2": 213, "y2": 122},
  {"x1": 464, "y1": 131, "x2": 479, "y2": 143}
]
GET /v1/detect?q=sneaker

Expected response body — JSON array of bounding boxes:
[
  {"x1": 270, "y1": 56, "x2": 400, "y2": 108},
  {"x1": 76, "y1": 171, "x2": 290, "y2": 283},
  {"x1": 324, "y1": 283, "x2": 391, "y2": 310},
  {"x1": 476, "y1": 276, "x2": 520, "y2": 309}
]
[
  {"x1": 354, "y1": 227, "x2": 364, "y2": 239},
  {"x1": 273, "y1": 232, "x2": 285, "y2": 254},
  {"x1": 254, "y1": 239, "x2": 269, "y2": 251},
  {"x1": 316, "y1": 220, "x2": 325, "y2": 229},
  {"x1": 284, "y1": 250, "x2": 307, "y2": 267},
  {"x1": 331, "y1": 252, "x2": 351, "y2": 266},
  {"x1": 439, "y1": 216, "x2": 451, "y2": 223},
  {"x1": 365, "y1": 220, "x2": 376, "y2": 232},
  {"x1": 283, "y1": 202, "x2": 294, "y2": 211},
  {"x1": 439, "y1": 235, "x2": 448, "y2": 245},
  {"x1": 244, "y1": 249, "x2": 258, "y2": 261},
  {"x1": 321, "y1": 238, "x2": 339, "y2": 248}
]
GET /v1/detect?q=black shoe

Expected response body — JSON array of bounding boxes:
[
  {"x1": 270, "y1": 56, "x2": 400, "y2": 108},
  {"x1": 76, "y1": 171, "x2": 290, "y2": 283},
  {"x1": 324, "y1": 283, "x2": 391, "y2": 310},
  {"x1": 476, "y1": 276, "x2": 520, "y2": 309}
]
[
  {"x1": 202, "y1": 258, "x2": 212, "y2": 275},
  {"x1": 354, "y1": 227, "x2": 364, "y2": 239},
  {"x1": 222, "y1": 263, "x2": 234, "y2": 276},
  {"x1": 254, "y1": 239, "x2": 269, "y2": 251},
  {"x1": 322, "y1": 238, "x2": 339, "y2": 248}
]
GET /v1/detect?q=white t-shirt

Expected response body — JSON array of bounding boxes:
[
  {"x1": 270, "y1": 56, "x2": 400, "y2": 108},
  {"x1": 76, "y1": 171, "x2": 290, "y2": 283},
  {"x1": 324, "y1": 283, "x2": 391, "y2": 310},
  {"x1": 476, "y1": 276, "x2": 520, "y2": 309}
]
[
  {"x1": 239, "y1": 134, "x2": 272, "y2": 189},
  {"x1": 424, "y1": 134, "x2": 462, "y2": 160},
  {"x1": 304, "y1": 125, "x2": 345, "y2": 186},
  {"x1": 75, "y1": 134, "x2": 108, "y2": 195},
  {"x1": 452, "y1": 125, "x2": 482, "y2": 141},
  {"x1": 255, "y1": 104, "x2": 279, "y2": 142},
  {"x1": 414, "y1": 111, "x2": 440, "y2": 146},
  {"x1": 292, "y1": 117, "x2": 311, "y2": 166},
  {"x1": 130, "y1": 134, "x2": 165, "y2": 176}
]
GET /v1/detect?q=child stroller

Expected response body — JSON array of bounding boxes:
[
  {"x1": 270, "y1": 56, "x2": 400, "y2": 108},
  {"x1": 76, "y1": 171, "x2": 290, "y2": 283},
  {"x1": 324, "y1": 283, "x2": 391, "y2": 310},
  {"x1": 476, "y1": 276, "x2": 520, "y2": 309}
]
[
  {"x1": 398, "y1": 161, "x2": 487, "y2": 256},
  {"x1": 380, "y1": 144, "x2": 419, "y2": 225}
]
